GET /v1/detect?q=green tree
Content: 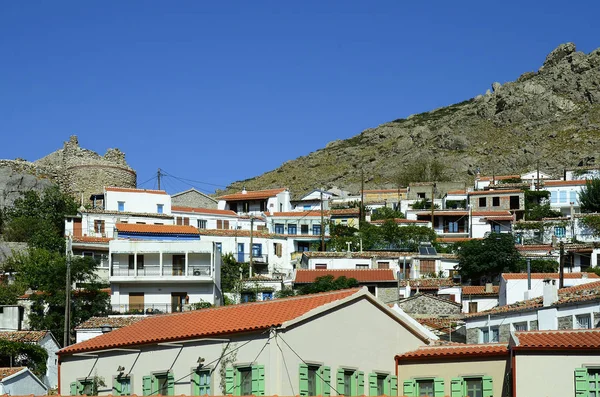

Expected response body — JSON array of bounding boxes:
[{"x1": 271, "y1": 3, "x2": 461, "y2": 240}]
[
  {"x1": 579, "y1": 178, "x2": 600, "y2": 213},
  {"x1": 297, "y1": 275, "x2": 358, "y2": 295},
  {"x1": 371, "y1": 207, "x2": 404, "y2": 221},
  {"x1": 220, "y1": 253, "x2": 249, "y2": 292},
  {"x1": 0, "y1": 340, "x2": 48, "y2": 378},
  {"x1": 2, "y1": 186, "x2": 78, "y2": 252},
  {"x1": 456, "y1": 233, "x2": 522, "y2": 284},
  {"x1": 394, "y1": 158, "x2": 450, "y2": 187},
  {"x1": 527, "y1": 259, "x2": 559, "y2": 273},
  {"x1": 397, "y1": 225, "x2": 437, "y2": 252},
  {"x1": 524, "y1": 190, "x2": 561, "y2": 220},
  {"x1": 7, "y1": 249, "x2": 109, "y2": 344}
]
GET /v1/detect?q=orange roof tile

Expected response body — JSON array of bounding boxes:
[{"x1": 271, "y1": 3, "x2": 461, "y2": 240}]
[
  {"x1": 477, "y1": 175, "x2": 521, "y2": 181},
  {"x1": 502, "y1": 272, "x2": 599, "y2": 280},
  {"x1": 0, "y1": 330, "x2": 49, "y2": 343},
  {"x1": 59, "y1": 289, "x2": 360, "y2": 355},
  {"x1": 416, "y1": 210, "x2": 467, "y2": 217},
  {"x1": 76, "y1": 316, "x2": 145, "y2": 330},
  {"x1": 469, "y1": 189, "x2": 523, "y2": 196},
  {"x1": 543, "y1": 180, "x2": 589, "y2": 186},
  {"x1": 396, "y1": 343, "x2": 508, "y2": 360},
  {"x1": 362, "y1": 189, "x2": 407, "y2": 193},
  {"x1": 105, "y1": 187, "x2": 167, "y2": 195},
  {"x1": 0, "y1": 367, "x2": 26, "y2": 379},
  {"x1": 398, "y1": 278, "x2": 458, "y2": 288},
  {"x1": 270, "y1": 210, "x2": 324, "y2": 217},
  {"x1": 437, "y1": 237, "x2": 482, "y2": 243},
  {"x1": 462, "y1": 285, "x2": 499, "y2": 295},
  {"x1": 218, "y1": 188, "x2": 287, "y2": 201},
  {"x1": 295, "y1": 269, "x2": 396, "y2": 283},
  {"x1": 115, "y1": 223, "x2": 199, "y2": 235},
  {"x1": 483, "y1": 216, "x2": 514, "y2": 221},
  {"x1": 370, "y1": 218, "x2": 429, "y2": 225},
  {"x1": 446, "y1": 190, "x2": 467, "y2": 195},
  {"x1": 72, "y1": 236, "x2": 113, "y2": 243},
  {"x1": 514, "y1": 329, "x2": 600, "y2": 350},
  {"x1": 330, "y1": 208, "x2": 360, "y2": 216},
  {"x1": 198, "y1": 229, "x2": 275, "y2": 238},
  {"x1": 171, "y1": 206, "x2": 238, "y2": 217},
  {"x1": 516, "y1": 244, "x2": 554, "y2": 251}
]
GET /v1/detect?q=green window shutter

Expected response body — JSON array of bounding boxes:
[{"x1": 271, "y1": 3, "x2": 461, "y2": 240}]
[
  {"x1": 433, "y1": 378, "x2": 444, "y2": 397},
  {"x1": 299, "y1": 364, "x2": 309, "y2": 396},
  {"x1": 167, "y1": 373, "x2": 175, "y2": 396},
  {"x1": 225, "y1": 368, "x2": 235, "y2": 396},
  {"x1": 402, "y1": 380, "x2": 416, "y2": 397},
  {"x1": 321, "y1": 366, "x2": 332, "y2": 397},
  {"x1": 142, "y1": 376, "x2": 152, "y2": 396},
  {"x1": 251, "y1": 364, "x2": 265, "y2": 396},
  {"x1": 77, "y1": 381, "x2": 85, "y2": 396},
  {"x1": 450, "y1": 378, "x2": 463, "y2": 397},
  {"x1": 350, "y1": 371, "x2": 359, "y2": 396},
  {"x1": 389, "y1": 376, "x2": 397, "y2": 396},
  {"x1": 113, "y1": 378, "x2": 122, "y2": 396},
  {"x1": 192, "y1": 372, "x2": 200, "y2": 396},
  {"x1": 337, "y1": 369, "x2": 345, "y2": 396},
  {"x1": 368, "y1": 373, "x2": 378, "y2": 396},
  {"x1": 482, "y1": 376, "x2": 493, "y2": 397},
  {"x1": 575, "y1": 368, "x2": 589, "y2": 397},
  {"x1": 357, "y1": 371, "x2": 365, "y2": 396},
  {"x1": 70, "y1": 382, "x2": 78, "y2": 396}
]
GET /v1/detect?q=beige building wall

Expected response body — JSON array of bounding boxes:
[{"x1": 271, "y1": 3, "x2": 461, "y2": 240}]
[
  {"x1": 398, "y1": 357, "x2": 509, "y2": 397},
  {"x1": 515, "y1": 353, "x2": 600, "y2": 397}
]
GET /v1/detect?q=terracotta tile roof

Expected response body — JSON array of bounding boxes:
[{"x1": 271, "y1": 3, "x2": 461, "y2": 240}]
[
  {"x1": 72, "y1": 236, "x2": 112, "y2": 244},
  {"x1": 543, "y1": 180, "x2": 589, "y2": 186},
  {"x1": 477, "y1": 174, "x2": 521, "y2": 181},
  {"x1": 469, "y1": 189, "x2": 523, "y2": 196},
  {"x1": 396, "y1": 343, "x2": 508, "y2": 360},
  {"x1": 362, "y1": 189, "x2": 407, "y2": 193},
  {"x1": 59, "y1": 289, "x2": 360, "y2": 355},
  {"x1": 462, "y1": 285, "x2": 500, "y2": 295},
  {"x1": 472, "y1": 211, "x2": 513, "y2": 216},
  {"x1": 302, "y1": 251, "x2": 417, "y2": 259},
  {"x1": 115, "y1": 223, "x2": 200, "y2": 235},
  {"x1": 218, "y1": 188, "x2": 287, "y2": 201},
  {"x1": 446, "y1": 190, "x2": 467, "y2": 195},
  {"x1": 76, "y1": 316, "x2": 146, "y2": 330},
  {"x1": 437, "y1": 237, "x2": 482, "y2": 243},
  {"x1": 197, "y1": 229, "x2": 275, "y2": 238},
  {"x1": 515, "y1": 244, "x2": 554, "y2": 251},
  {"x1": 482, "y1": 216, "x2": 514, "y2": 221},
  {"x1": 502, "y1": 272, "x2": 599, "y2": 280},
  {"x1": 415, "y1": 318, "x2": 466, "y2": 335},
  {"x1": 294, "y1": 269, "x2": 396, "y2": 283},
  {"x1": 171, "y1": 206, "x2": 238, "y2": 217},
  {"x1": 0, "y1": 367, "x2": 26, "y2": 379},
  {"x1": 105, "y1": 187, "x2": 167, "y2": 195},
  {"x1": 0, "y1": 330, "x2": 48, "y2": 343},
  {"x1": 416, "y1": 210, "x2": 467, "y2": 217},
  {"x1": 370, "y1": 218, "x2": 429, "y2": 225},
  {"x1": 398, "y1": 278, "x2": 458, "y2": 288},
  {"x1": 330, "y1": 208, "x2": 360, "y2": 216},
  {"x1": 514, "y1": 329, "x2": 600, "y2": 350}
]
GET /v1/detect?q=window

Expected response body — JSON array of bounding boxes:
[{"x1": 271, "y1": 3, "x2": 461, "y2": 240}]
[
  {"x1": 299, "y1": 363, "x2": 332, "y2": 396},
  {"x1": 70, "y1": 379, "x2": 97, "y2": 396},
  {"x1": 118, "y1": 201, "x2": 125, "y2": 212},
  {"x1": 450, "y1": 376, "x2": 492, "y2": 397},
  {"x1": 225, "y1": 365, "x2": 265, "y2": 396},
  {"x1": 581, "y1": 254, "x2": 591, "y2": 269},
  {"x1": 469, "y1": 302, "x2": 478, "y2": 313},
  {"x1": 274, "y1": 243, "x2": 282, "y2": 257},
  {"x1": 217, "y1": 220, "x2": 229, "y2": 229},
  {"x1": 513, "y1": 322, "x2": 527, "y2": 331},
  {"x1": 198, "y1": 219, "x2": 207, "y2": 229},
  {"x1": 401, "y1": 378, "x2": 439, "y2": 397},
  {"x1": 478, "y1": 197, "x2": 486, "y2": 207},
  {"x1": 356, "y1": 264, "x2": 369, "y2": 269},
  {"x1": 420, "y1": 260, "x2": 436, "y2": 275},
  {"x1": 576, "y1": 314, "x2": 592, "y2": 329},
  {"x1": 215, "y1": 243, "x2": 222, "y2": 253},
  {"x1": 575, "y1": 368, "x2": 600, "y2": 396},
  {"x1": 157, "y1": 204, "x2": 164, "y2": 214},
  {"x1": 94, "y1": 220, "x2": 105, "y2": 234},
  {"x1": 559, "y1": 190, "x2": 567, "y2": 203},
  {"x1": 288, "y1": 224, "x2": 297, "y2": 235},
  {"x1": 113, "y1": 376, "x2": 131, "y2": 396},
  {"x1": 301, "y1": 224, "x2": 309, "y2": 235},
  {"x1": 143, "y1": 372, "x2": 174, "y2": 396},
  {"x1": 492, "y1": 197, "x2": 500, "y2": 207},
  {"x1": 510, "y1": 195, "x2": 520, "y2": 210},
  {"x1": 313, "y1": 224, "x2": 321, "y2": 236},
  {"x1": 192, "y1": 369, "x2": 211, "y2": 395},
  {"x1": 417, "y1": 193, "x2": 426, "y2": 199},
  {"x1": 481, "y1": 327, "x2": 499, "y2": 343},
  {"x1": 274, "y1": 223, "x2": 284, "y2": 234},
  {"x1": 262, "y1": 291, "x2": 273, "y2": 300},
  {"x1": 128, "y1": 254, "x2": 144, "y2": 269},
  {"x1": 570, "y1": 190, "x2": 577, "y2": 204},
  {"x1": 378, "y1": 262, "x2": 390, "y2": 269},
  {"x1": 492, "y1": 223, "x2": 502, "y2": 233},
  {"x1": 554, "y1": 226, "x2": 566, "y2": 237},
  {"x1": 304, "y1": 204, "x2": 311, "y2": 210},
  {"x1": 551, "y1": 191, "x2": 558, "y2": 204},
  {"x1": 252, "y1": 243, "x2": 262, "y2": 257},
  {"x1": 339, "y1": 369, "x2": 362, "y2": 396},
  {"x1": 315, "y1": 263, "x2": 327, "y2": 269},
  {"x1": 447, "y1": 221, "x2": 459, "y2": 233}
]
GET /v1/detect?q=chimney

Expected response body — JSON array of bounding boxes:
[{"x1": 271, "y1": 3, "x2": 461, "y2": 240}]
[
  {"x1": 543, "y1": 279, "x2": 558, "y2": 307},
  {"x1": 242, "y1": 187, "x2": 247, "y2": 194},
  {"x1": 485, "y1": 282, "x2": 493, "y2": 293}
]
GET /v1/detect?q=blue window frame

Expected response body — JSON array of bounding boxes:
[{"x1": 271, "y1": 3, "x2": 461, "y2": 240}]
[
  {"x1": 554, "y1": 226, "x2": 566, "y2": 237},
  {"x1": 118, "y1": 201, "x2": 125, "y2": 212},
  {"x1": 550, "y1": 191, "x2": 558, "y2": 204},
  {"x1": 559, "y1": 191, "x2": 567, "y2": 203},
  {"x1": 288, "y1": 224, "x2": 297, "y2": 235},
  {"x1": 313, "y1": 224, "x2": 321, "y2": 236},
  {"x1": 303, "y1": 204, "x2": 311, "y2": 210},
  {"x1": 262, "y1": 291, "x2": 273, "y2": 300},
  {"x1": 237, "y1": 243, "x2": 245, "y2": 262},
  {"x1": 215, "y1": 242, "x2": 222, "y2": 253},
  {"x1": 157, "y1": 204, "x2": 163, "y2": 214},
  {"x1": 252, "y1": 243, "x2": 262, "y2": 257},
  {"x1": 275, "y1": 223, "x2": 284, "y2": 234},
  {"x1": 570, "y1": 191, "x2": 577, "y2": 204}
]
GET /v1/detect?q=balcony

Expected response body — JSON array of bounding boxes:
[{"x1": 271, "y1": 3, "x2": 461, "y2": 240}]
[
  {"x1": 110, "y1": 303, "x2": 193, "y2": 315},
  {"x1": 111, "y1": 264, "x2": 212, "y2": 278},
  {"x1": 235, "y1": 252, "x2": 268, "y2": 264}
]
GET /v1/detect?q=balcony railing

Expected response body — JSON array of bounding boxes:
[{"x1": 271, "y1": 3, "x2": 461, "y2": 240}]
[
  {"x1": 110, "y1": 303, "x2": 191, "y2": 315},
  {"x1": 111, "y1": 264, "x2": 211, "y2": 277},
  {"x1": 235, "y1": 253, "x2": 268, "y2": 263}
]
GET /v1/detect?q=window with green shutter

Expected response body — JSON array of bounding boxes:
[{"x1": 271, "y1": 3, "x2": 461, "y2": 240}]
[
  {"x1": 113, "y1": 376, "x2": 131, "y2": 396},
  {"x1": 402, "y1": 378, "x2": 443, "y2": 397},
  {"x1": 142, "y1": 372, "x2": 174, "y2": 396},
  {"x1": 336, "y1": 368, "x2": 363, "y2": 396},
  {"x1": 575, "y1": 367, "x2": 600, "y2": 396},
  {"x1": 369, "y1": 373, "x2": 397, "y2": 396},
  {"x1": 449, "y1": 376, "x2": 492, "y2": 397},
  {"x1": 192, "y1": 369, "x2": 211, "y2": 395},
  {"x1": 71, "y1": 379, "x2": 96, "y2": 396},
  {"x1": 226, "y1": 365, "x2": 265, "y2": 396}
]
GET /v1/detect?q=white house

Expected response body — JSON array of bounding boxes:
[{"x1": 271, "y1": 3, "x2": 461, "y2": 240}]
[
  {"x1": 218, "y1": 188, "x2": 292, "y2": 215},
  {"x1": 543, "y1": 179, "x2": 588, "y2": 216},
  {"x1": 171, "y1": 206, "x2": 249, "y2": 230},
  {"x1": 103, "y1": 187, "x2": 172, "y2": 214},
  {"x1": 109, "y1": 223, "x2": 222, "y2": 313},
  {"x1": 0, "y1": 367, "x2": 48, "y2": 396},
  {"x1": 292, "y1": 189, "x2": 334, "y2": 211},
  {"x1": 461, "y1": 285, "x2": 500, "y2": 314},
  {"x1": 75, "y1": 316, "x2": 145, "y2": 344},
  {"x1": 57, "y1": 288, "x2": 433, "y2": 396}
]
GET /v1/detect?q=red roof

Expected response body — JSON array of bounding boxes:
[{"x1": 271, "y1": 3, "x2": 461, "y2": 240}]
[
  {"x1": 59, "y1": 289, "x2": 360, "y2": 355},
  {"x1": 462, "y1": 285, "x2": 500, "y2": 295},
  {"x1": 330, "y1": 208, "x2": 360, "y2": 216},
  {"x1": 516, "y1": 245, "x2": 553, "y2": 251},
  {"x1": 218, "y1": 188, "x2": 287, "y2": 201},
  {"x1": 469, "y1": 189, "x2": 523, "y2": 196},
  {"x1": 502, "y1": 272, "x2": 599, "y2": 280},
  {"x1": 483, "y1": 216, "x2": 514, "y2": 221},
  {"x1": 294, "y1": 269, "x2": 396, "y2": 283},
  {"x1": 105, "y1": 187, "x2": 167, "y2": 195},
  {"x1": 0, "y1": 367, "x2": 26, "y2": 379},
  {"x1": 115, "y1": 223, "x2": 200, "y2": 235},
  {"x1": 370, "y1": 218, "x2": 429, "y2": 225},
  {"x1": 72, "y1": 236, "x2": 112, "y2": 243},
  {"x1": 171, "y1": 206, "x2": 237, "y2": 217},
  {"x1": 415, "y1": 210, "x2": 512, "y2": 217},
  {"x1": 446, "y1": 190, "x2": 467, "y2": 195},
  {"x1": 514, "y1": 329, "x2": 600, "y2": 350},
  {"x1": 543, "y1": 180, "x2": 588, "y2": 186},
  {"x1": 396, "y1": 344, "x2": 508, "y2": 361},
  {"x1": 437, "y1": 237, "x2": 481, "y2": 243},
  {"x1": 198, "y1": 229, "x2": 274, "y2": 238},
  {"x1": 477, "y1": 174, "x2": 520, "y2": 181}
]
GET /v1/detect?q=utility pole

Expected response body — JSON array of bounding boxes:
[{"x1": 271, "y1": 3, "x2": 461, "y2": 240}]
[
  {"x1": 360, "y1": 169, "x2": 365, "y2": 223},
  {"x1": 157, "y1": 168, "x2": 162, "y2": 190},
  {"x1": 249, "y1": 216, "x2": 254, "y2": 278},
  {"x1": 63, "y1": 236, "x2": 72, "y2": 347},
  {"x1": 536, "y1": 161, "x2": 540, "y2": 191},
  {"x1": 430, "y1": 183, "x2": 436, "y2": 231},
  {"x1": 559, "y1": 241, "x2": 565, "y2": 289},
  {"x1": 527, "y1": 257, "x2": 531, "y2": 291},
  {"x1": 320, "y1": 190, "x2": 325, "y2": 251}
]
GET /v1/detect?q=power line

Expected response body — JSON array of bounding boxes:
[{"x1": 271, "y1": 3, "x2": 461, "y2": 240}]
[
  {"x1": 275, "y1": 334, "x2": 295, "y2": 395},
  {"x1": 225, "y1": 333, "x2": 273, "y2": 394},
  {"x1": 160, "y1": 169, "x2": 228, "y2": 189}
]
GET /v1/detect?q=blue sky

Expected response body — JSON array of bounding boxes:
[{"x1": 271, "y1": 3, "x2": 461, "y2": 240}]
[{"x1": 1, "y1": 1, "x2": 599, "y2": 195}]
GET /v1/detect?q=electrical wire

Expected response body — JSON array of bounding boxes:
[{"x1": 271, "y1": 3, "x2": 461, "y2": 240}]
[
  {"x1": 225, "y1": 332, "x2": 274, "y2": 394},
  {"x1": 274, "y1": 333, "x2": 295, "y2": 395}
]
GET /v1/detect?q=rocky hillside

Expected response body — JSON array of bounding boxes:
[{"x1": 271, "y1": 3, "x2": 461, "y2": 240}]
[{"x1": 222, "y1": 43, "x2": 600, "y2": 197}]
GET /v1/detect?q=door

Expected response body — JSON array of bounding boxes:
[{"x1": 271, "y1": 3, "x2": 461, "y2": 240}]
[
  {"x1": 129, "y1": 293, "x2": 144, "y2": 313},
  {"x1": 172, "y1": 255, "x2": 185, "y2": 276},
  {"x1": 237, "y1": 243, "x2": 245, "y2": 262},
  {"x1": 73, "y1": 219, "x2": 82, "y2": 237},
  {"x1": 171, "y1": 292, "x2": 187, "y2": 313}
]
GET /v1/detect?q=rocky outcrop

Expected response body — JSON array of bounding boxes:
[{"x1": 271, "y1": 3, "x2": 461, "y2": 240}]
[
  {"x1": 0, "y1": 162, "x2": 54, "y2": 210},
  {"x1": 222, "y1": 43, "x2": 600, "y2": 196}
]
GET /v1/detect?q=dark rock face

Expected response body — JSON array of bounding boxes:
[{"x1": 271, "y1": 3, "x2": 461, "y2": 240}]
[
  {"x1": 0, "y1": 162, "x2": 54, "y2": 210},
  {"x1": 222, "y1": 43, "x2": 600, "y2": 196}
]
